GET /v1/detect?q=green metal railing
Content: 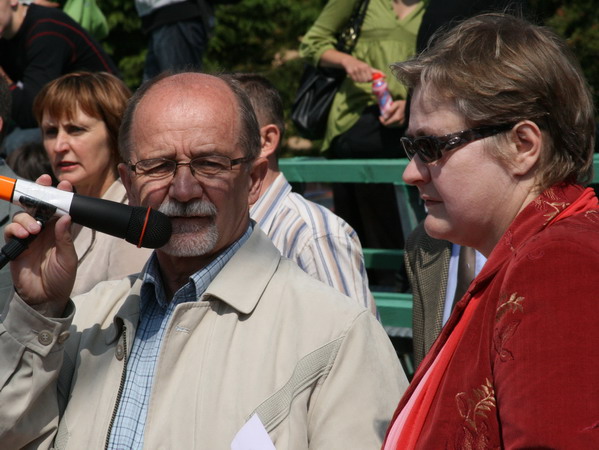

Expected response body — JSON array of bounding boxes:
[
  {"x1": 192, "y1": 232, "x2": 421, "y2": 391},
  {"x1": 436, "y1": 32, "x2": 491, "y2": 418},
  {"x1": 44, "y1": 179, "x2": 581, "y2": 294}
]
[
  {"x1": 280, "y1": 155, "x2": 599, "y2": 330},
  {"x1": 280, "y1": 157, "x2": 419, "y2": 329}
]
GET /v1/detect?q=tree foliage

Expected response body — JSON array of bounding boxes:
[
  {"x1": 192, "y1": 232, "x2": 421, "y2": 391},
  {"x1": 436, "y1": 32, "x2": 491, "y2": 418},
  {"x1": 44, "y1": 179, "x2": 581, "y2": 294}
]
[
  {"x1": 528, "y1": 0, "x2": 599, "y2": 118},
  {"x1": 100, "y1": 0, "x2": 598, "y2": 150},
  {"x1": 101, "y1": 0, "x2": 145, "y2": 88}
]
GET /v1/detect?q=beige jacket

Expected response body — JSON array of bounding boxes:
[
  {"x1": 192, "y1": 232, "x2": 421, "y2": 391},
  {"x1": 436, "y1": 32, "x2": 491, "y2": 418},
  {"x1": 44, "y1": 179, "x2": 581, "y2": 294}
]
[
  {"x1": 0, "y1": 227, "x2": 407, "y2": 449},
  {"x1": 0, "y1": 162, "x2": 21, "y2": 305},
  {"x1": 71, "y1": 179, "x2": 152, "y2": 296}
]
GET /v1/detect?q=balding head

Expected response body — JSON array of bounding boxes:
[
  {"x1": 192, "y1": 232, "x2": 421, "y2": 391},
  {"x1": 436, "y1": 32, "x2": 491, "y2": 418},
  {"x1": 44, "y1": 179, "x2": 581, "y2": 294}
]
[
  {"x1": 119, "y1": 72, "x2": 261, "y2": 164},
  {"x1": 117, "y1": 71, "x2": 268, "y2": 267}
]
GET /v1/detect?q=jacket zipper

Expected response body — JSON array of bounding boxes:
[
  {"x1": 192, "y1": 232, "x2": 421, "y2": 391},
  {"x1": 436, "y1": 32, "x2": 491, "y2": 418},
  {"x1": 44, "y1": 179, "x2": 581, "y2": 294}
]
[{"x1": 104, "y1": 325, "x2": 128, "y2": 450}]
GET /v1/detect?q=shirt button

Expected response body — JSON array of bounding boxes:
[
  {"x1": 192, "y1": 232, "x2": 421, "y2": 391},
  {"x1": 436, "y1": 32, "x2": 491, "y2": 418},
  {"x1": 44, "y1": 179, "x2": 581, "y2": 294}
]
[
  {"x1": 38, "y1": 330, "x2": 53, "y2": 346},
  {"x1": 115, "y1": 343, "x2": 125, "y2": 360},
  {"x1": 57, "y1": 331, "x2": 70, "y2": 344}
]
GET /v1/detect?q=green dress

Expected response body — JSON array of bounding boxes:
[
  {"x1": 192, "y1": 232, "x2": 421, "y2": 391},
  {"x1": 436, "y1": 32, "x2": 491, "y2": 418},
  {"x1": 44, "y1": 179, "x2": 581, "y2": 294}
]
[{"x1": 299, "y1": 0, "x2": 424, "y2": 152}]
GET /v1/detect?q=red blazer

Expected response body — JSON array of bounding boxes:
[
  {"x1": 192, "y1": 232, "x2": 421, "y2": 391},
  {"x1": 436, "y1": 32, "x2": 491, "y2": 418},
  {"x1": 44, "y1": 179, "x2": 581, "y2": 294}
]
[{"x1": 390, "y1": 183, "x2": 599, "y2": 448}]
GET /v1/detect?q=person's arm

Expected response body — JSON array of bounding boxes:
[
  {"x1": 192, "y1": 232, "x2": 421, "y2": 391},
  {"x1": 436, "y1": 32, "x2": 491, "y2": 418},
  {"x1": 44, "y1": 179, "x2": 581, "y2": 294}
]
[
  {"x1": 307, "y1": 311, "x2": 408, "y2": 448},
  {"x1": 0, "y1": 294, "x2": 74, "y2": 448},
  {"x1": 494, "y1": 237, "x2": 599, "y2": 447},
  {"x1": 11, "y1": 27, "x2": 75, "y2": 128},
  {"x1": 299, "y1": 0, "x2": 375, "y2": 82},
  {"x1": 318, "y1": 48, "x2": 375, "y2": 83},
  {"x1": 0, "y1": 175, "x2": 78, "y2": 446},
  {"x1": 296, "y1": 227, "x2": 376, "y2": 315}
]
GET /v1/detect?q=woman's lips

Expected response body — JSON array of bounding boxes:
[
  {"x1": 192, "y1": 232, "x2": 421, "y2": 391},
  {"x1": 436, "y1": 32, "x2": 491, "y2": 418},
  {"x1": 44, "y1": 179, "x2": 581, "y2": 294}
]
[
  {"x1": 56, "y1": 161, "x2": 79, "y2": 172},
  {"x1": 421, "y1": 195, "x2": 442, "y2": 207}
]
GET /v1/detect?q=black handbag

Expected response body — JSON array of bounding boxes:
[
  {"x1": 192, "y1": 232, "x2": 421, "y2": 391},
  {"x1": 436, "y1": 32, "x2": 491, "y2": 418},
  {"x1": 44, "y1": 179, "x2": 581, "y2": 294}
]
[{"x1": 291, "y1": 0, "x2": 370, "y2": 141}]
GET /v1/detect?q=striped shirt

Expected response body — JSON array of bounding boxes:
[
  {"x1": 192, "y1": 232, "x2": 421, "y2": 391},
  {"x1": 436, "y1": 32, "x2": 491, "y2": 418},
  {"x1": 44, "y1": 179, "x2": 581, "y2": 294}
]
[
  {"x1": 107, "y1": 225, "x2": 253, "y2": 449},
  {"x1": 251, "y1": 173, "x2": 376, "y2": 315}
]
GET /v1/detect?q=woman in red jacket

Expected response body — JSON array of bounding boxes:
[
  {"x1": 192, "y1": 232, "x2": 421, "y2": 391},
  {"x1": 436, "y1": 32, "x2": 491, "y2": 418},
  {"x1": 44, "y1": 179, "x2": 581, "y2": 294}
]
[{"x1": 385, "y1": 13, "x2": 599, "y2": 449}]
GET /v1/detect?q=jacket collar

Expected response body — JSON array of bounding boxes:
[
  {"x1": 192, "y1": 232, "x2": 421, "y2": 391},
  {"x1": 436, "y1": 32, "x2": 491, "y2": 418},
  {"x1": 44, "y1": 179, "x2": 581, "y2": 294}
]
[
  {"x1": 107, "y1": 225, "x2": 281, "y2": 343},
  {"x1": 203, "y1": 226, "x2": 281, "y2": 315},
  {"x1": 470, "y1": 183, "x2": 588, "y2": 296},
  {"x1": 106, "y1": 274, "x2": 143, "y2": 344}
]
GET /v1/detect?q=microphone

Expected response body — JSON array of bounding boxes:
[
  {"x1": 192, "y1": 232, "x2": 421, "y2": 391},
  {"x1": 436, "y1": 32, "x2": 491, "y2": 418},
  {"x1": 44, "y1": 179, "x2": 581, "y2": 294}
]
[{"x1": 0, "y1": 175, "x2": 172, "y2": 249}]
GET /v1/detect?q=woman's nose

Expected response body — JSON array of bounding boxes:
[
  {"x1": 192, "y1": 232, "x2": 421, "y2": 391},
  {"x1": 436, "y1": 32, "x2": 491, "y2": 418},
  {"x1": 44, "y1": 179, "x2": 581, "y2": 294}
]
[
  {"x1": 52, "y1": 130, "x2": 70, "y2": 153},
  {"x1": 402, "y1": 155, "x2": 430, "y2": 186}
]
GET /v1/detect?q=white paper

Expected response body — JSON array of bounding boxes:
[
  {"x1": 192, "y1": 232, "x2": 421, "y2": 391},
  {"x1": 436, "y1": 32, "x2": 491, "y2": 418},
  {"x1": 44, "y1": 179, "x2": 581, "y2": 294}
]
[{"x1": 231, "y1": 413, "x2": 276, "y2": 450}]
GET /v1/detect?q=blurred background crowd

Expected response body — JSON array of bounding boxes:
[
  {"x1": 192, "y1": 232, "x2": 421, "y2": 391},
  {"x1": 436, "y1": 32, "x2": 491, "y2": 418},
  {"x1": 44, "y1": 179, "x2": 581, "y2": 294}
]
[{"x1": 3, "y1": 0, "x2": 596, "y2": 157}]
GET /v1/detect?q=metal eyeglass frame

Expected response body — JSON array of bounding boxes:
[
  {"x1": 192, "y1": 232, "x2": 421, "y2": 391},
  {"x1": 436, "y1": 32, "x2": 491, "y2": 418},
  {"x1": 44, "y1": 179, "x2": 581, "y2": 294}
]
[{"x1": 128, "y1": 155, "x2": 251, "y2": 178}]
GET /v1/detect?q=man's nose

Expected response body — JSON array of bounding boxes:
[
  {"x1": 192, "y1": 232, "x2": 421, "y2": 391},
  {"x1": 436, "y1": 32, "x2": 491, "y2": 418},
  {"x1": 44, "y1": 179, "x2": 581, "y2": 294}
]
[{"x1": 168, "y1": 163, "x2": 204, "y2": 202}]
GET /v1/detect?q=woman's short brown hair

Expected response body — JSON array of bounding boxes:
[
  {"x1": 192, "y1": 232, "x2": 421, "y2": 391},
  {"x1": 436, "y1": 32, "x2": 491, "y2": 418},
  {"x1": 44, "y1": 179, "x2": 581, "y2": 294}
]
[
  {"x1": 33, "y1": 72, "x2": 132, "y2": 164},
  {"x1": 392, "y1": 13, "x2": 596, "y2": 190}
]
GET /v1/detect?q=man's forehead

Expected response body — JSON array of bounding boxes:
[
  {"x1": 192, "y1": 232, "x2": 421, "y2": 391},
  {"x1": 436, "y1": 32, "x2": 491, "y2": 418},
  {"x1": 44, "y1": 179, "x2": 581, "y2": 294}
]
[
  {"x1": 154, "y1": 76, "x2": 233, "y2": 109},
  {"x1": 149, "y1": 73, "x2": 232, "y2": 101},
  {"x1": 135, "y1": 80, "x2": 237, "y2": 127},
  {"x1": 130, "y1": 101, "x2": 238, "y2": 155}
]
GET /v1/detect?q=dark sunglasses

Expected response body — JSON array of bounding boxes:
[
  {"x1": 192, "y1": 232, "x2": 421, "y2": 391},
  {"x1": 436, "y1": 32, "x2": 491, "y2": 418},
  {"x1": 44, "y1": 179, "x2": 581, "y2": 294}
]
[{"x1": 400, "y1": 123, "x2": 517, "y2": 163}]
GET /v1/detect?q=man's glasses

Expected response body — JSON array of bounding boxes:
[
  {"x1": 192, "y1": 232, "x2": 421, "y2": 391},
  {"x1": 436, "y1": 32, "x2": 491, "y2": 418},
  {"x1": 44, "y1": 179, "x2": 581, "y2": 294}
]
[
  {"x1": 128, "y1": 155, "x2": 251, "y2": 179},
  {"x1": 400, "y1": 123, "x2": 516, "y2": 164}
]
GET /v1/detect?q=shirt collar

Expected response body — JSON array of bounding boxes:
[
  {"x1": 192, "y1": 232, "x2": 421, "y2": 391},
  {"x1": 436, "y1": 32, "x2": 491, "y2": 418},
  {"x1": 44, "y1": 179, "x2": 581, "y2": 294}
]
[{"x1": 140, "y1": 223, "x2": 254, "y2": 309}]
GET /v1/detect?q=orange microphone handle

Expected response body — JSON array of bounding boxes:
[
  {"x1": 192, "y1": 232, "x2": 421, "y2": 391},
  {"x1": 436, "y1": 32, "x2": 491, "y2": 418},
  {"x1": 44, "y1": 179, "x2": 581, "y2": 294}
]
[{"x1": 0, "y1": 175, "x2": 16, "y2": 203}]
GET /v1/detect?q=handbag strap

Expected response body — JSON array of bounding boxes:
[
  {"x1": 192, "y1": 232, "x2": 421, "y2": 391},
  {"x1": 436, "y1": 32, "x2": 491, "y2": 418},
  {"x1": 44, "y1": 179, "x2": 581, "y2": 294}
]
[{"x1": 335, "y1": 0, "x2": 371, "y2": 54}]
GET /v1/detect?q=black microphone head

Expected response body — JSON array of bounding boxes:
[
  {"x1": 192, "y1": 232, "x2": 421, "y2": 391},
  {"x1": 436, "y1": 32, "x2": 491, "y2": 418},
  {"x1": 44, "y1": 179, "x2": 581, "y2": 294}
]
[{"x1": 125, "y1": 207, "x2": 172, "y2": 249}]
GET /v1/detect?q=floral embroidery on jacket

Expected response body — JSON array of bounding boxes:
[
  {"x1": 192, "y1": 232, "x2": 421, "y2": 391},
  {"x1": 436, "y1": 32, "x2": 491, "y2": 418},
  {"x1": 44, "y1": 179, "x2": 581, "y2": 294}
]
[
  {"x1": 542, "y1": 201, "x2": 569, "y2": 225},
  {"x1": 455, "y1": 378, "x2": 496, "y2": 448},
  {"x1": 585, "y1": 209, "x2": 599, "y2": 223},
  {"x1": 494, "y1": 292, "x2": 525, "y2": 362},
  {"x1": 496, "y1": 292, "x2": 524, "y2": 321}
]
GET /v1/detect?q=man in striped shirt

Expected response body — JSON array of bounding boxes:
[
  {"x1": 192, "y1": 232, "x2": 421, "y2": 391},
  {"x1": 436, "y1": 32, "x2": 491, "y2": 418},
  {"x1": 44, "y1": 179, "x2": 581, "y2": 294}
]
[{"x1": 232, "y1": 73, "x2": 376, "y2": 315}]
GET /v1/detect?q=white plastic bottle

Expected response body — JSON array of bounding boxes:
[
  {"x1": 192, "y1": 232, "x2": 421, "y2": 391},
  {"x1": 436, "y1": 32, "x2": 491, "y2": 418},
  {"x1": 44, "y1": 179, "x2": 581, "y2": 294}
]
[{"x1": 372, "y1": 72, "x2": 393, "y2": 116}]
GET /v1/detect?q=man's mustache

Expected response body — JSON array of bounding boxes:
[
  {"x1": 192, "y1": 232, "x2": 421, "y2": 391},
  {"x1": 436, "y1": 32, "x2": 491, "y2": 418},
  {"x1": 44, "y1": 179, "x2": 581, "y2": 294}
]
[{"x1": 158, "y1": 199, "x2": 217, "y2": 217}]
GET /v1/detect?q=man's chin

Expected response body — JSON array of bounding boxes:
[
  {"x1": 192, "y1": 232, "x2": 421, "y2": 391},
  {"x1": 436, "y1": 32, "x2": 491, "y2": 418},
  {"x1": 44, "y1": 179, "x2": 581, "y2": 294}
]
[{"x1": 160, "y1": 229, "x2": 219, "y2": 257}]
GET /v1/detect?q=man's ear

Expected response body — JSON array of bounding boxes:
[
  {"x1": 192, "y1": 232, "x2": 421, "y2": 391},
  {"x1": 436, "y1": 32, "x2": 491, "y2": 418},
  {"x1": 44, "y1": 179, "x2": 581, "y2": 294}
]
[
  {"x1": 118, "y1": 162, "x2": 139, "y2": 205},
  {"x1": 509, "y1": 120, "x2": 542, "y2": 177},
  {"x1": 247, "y1": 156, "x2": 268, "y2": 204},
  {"x1": 259, "y1": 124, "x2": 280, "y2": 159}
]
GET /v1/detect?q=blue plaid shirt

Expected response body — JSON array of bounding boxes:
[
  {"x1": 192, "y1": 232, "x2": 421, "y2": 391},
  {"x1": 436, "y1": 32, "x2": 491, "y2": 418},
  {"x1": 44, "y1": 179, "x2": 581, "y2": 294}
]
[{"x1": 106, "y1": 224, "x2": 253, "y2": 449}]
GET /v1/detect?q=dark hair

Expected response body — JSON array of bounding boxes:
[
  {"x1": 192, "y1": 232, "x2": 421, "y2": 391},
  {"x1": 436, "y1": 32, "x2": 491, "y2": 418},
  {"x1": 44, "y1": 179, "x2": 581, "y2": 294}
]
[
  {"x1": 392, "y1": 13, "x2": 596, "y2": 189},
  {"x1": 225, "y1": 73, "x2": 286, "y2": 156},
  {"x1": 119, "y1": 71, "x2": 261, "y2": 163},
  {"x1": 5, "y1": 141, "x2": 59, "y2": 185},
  {"x1": 0, "y1": 77, "x2": 12, "y2": 143},
  {"x1": 33, "y1": 72, "x2": 132, "y2": 165}
]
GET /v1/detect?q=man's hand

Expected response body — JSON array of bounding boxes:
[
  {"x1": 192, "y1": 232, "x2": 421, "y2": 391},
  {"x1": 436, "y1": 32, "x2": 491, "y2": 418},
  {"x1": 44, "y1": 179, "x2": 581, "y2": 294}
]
[{"x1": 4, "y1": 175, "x2": 77, "y2": 317}]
